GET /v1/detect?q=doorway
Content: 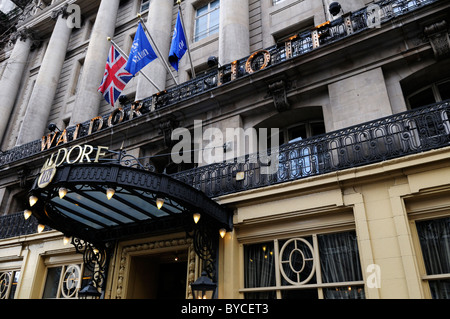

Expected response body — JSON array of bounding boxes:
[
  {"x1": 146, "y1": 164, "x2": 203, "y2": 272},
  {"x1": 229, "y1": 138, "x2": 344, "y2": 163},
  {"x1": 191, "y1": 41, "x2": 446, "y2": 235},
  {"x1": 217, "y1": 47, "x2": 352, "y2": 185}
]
[{"x1": 127, "y1": 250, "x2": 188, "y2": 299}]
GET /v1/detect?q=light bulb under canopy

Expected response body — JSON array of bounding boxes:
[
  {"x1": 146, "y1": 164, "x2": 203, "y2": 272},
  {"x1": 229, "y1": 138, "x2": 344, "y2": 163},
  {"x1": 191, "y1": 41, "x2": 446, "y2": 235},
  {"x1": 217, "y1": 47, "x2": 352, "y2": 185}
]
[
  {"x1": 37, "y1": 224, "x2": 45, "y2": 233},
  {"x1": 193, "y1": 213, "x2": 201, "y2": 224},
  {"x1": 24, "y1": 209, "x2": 32, "y2": 220},
  {"x1": 29, "y1": 195, "x2": 38, "y2": 207},
  {"x1": 219, "y1": 228, "x2": 227, "y2": 238},
  {"x1": 106, "y1": 188, "x2": 115, "y2": 200},
  {"x1": 63, "y1": 236, "x2": 71, "y2": 245},
  {"x1": 59, "y1": 187, "x2": 68, "y2": 199},
  {"x1": 156, "y1": 198, "x2": 164, "y2": 210}
]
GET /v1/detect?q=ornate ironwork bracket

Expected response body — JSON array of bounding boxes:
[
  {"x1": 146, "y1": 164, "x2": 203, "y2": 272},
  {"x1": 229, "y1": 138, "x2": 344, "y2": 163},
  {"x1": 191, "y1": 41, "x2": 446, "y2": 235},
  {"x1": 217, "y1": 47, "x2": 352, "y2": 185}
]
[
  {"x1": 185, "y1": 219, "x2": 218, "y2": 282},
  {"x1": 71, "y1": 238, "x2": 113, "y2": 292}
]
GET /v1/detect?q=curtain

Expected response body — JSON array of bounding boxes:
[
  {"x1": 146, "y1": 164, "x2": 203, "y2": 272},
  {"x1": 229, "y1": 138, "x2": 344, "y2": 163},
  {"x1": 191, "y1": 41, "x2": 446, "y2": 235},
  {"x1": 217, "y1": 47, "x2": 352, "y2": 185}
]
[
  {"x1": 244, "y1": 242, "x2": 276, "y2": 299},
  {"x1": 416, "y1": 217, "x2": 450, "y2": 299},
  {"x1": 318, "y1": 231, "x2": 365, "y2": 299}
]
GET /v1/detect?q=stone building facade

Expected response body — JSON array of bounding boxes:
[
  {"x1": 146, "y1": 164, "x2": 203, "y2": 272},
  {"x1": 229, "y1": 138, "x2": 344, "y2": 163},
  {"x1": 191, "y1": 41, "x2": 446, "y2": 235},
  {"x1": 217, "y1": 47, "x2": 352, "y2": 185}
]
[{"x1": 0, "y1": 0, "x2": 449, "y2": 300}]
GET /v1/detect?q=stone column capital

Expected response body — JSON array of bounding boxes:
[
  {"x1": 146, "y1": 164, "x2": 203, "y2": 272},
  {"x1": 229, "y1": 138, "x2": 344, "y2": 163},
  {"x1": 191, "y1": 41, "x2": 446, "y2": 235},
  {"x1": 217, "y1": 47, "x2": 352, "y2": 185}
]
[
  {"x1": 51, "y1": 3, "x2": 70, "y2": 21},
  {"x1": 9, "y1": 28, "x2": 40, "y2": 47}
]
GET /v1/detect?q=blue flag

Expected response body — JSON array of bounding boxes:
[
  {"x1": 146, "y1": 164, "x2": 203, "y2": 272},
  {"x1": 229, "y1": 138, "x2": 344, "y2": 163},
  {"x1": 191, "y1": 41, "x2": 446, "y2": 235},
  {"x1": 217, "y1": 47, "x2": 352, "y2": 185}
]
[
  {"x1": 169, "y1": 11, "x2": 187, "y2": 71},
  {"x1": 125, "y1": 23, "x2": 158, "y2": 75}
]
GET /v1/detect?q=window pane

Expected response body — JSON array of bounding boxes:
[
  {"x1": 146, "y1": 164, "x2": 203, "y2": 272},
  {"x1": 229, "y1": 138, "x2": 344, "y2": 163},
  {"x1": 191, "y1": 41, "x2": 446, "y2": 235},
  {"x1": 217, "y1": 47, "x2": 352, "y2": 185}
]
[
  {"x1": 211, "y1": 0, "x2": 220, "y2": 9},
  {"x1": 195, "y1": 15, "x2": 208, "y2": 41},
  {"x1": 437, "y1": 81, "x2": 450, "y2": 101},
  {"x1": 409, "y1": 87, "x2": 436, "y2": 109},
  {"x1": 429, "y1": 280, "x2": 450, "y2": 299},
  {"x1": 244, "y1": 291, "x2": 276, "y2": 299},
  {"x1": 323, "y1": 286, "x2": 365, "y2": 299},
  {"x1": 9, "y1": 271, "x2": 20, "y2": 299},
  {"x1": 196, "y1": 4, "x2": 208, "y2": 17},
  {"x1": 416, "y1": 217, "x2": 450, "y2": 276},
  {"x1": 42, "y1": 267, "x2": 62, "y2": 299},
  {"x1": 244, "y1": 242, "x2": 276, "y2": 289},
  {"x1": 281, "y1": 288, "x2": 318, "y2": 299},
  {"x1": 311, "y1": 122, "x2": 326, "y2": 137},
  {"x1": 288, "y1": 125, "x2": 307, "y2": 142},
  {"x1": 318, "y1": 231, "x2": 363, "y2": 283},
  {"x1": 209, "y1": 10, "x2": 220, "y2": 35}
]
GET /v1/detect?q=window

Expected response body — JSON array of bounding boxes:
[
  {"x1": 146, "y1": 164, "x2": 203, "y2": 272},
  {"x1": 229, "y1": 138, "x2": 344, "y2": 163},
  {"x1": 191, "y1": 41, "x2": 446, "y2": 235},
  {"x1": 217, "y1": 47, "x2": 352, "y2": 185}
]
[
  {"x1": 42, "y1": 264, "x2": 93, "y2": 299},
  {"x1": 194, "y1": 0, "x2": 220, "y2": 42},
  {"x1": 243, "y1": 231, "x2": 365, "y2": 299},
  {"x1": 273, "y1": 0, "x2": 286, "y2": 5},
  {"x1": 416, "y1": 217, "x2": 450, "y2": 299},
  {"x1": 140, "y1": 0, "x2": 150, "y2": 12},
  {"x1": 71, "y1": 59, "x2": 84, "y2": 96},
  {"x1": 407, "y1": 78, "x2": 450, "y2": 109},
  {"x1": 0, "y1": 270, "x2": 20, "y2": 299}
]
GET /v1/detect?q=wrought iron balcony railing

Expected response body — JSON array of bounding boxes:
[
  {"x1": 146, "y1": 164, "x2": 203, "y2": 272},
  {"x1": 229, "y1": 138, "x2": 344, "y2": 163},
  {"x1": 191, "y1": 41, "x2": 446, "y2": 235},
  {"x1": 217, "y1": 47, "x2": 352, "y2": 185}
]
[
  {"x1": 0, "y1": 212, "x2": 42, "y2": 240},
  {"x1": 0, "y1": 0, "x2": 441, "y2": 168},
  {"x1": 2, "y1": 101, "x2": 450, "y2": 240},
  {"x1": 171, "y1": 101, "x2": 450, "y2": 197}
]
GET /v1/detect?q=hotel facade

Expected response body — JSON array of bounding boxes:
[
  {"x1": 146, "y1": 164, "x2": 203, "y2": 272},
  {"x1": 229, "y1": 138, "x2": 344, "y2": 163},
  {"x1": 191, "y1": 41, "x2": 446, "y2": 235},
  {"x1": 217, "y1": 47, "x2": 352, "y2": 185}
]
[{"x1": 0, "y1": 0, "x2": 450, "y2": 299}]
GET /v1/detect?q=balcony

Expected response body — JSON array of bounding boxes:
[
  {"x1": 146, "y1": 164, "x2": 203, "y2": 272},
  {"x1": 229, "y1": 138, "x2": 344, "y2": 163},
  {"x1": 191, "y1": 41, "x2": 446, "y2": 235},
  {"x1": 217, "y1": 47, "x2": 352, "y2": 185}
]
[
  {"x1": 0, "y1": 0, "x2": 442, "y2": 168},
  {"x1": 2, "y1": 100, "x2": 450, "y2": 240},
  {"x1": 171, "y1": 100, "x2": 450, "y2": 197}
]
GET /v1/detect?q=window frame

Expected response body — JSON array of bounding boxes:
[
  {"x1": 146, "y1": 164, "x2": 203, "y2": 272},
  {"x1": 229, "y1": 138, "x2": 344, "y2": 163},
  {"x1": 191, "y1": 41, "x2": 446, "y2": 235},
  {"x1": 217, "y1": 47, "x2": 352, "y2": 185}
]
[
  {"x1": 41, "y1": 261, "x2": 92, "y2": 299},
  {"x1": 193, "y1": 0, "x2": 220, "y2": 43},
  {"x1": 240, "y1": 230, "x2": 365, "y2": 299},
  {"x1": 140, "y1": 0, "x2": 150, "y2": 13},
  {"x1": 407, "y1": 78, "x2": 450, "y2": 109},
  {"x1": 0, "y1": 270, "x2": 21, "y2": 299},
  {"x1": 410, "y1": 214, "x2": 450, "y2": 299}
]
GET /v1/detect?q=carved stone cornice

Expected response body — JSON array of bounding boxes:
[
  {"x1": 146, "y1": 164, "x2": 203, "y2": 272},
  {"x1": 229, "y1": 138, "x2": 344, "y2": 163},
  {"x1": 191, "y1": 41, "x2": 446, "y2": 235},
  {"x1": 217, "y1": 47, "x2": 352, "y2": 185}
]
[{"x1": 424, "y1": 20, "x2": 450, "y2": 60}]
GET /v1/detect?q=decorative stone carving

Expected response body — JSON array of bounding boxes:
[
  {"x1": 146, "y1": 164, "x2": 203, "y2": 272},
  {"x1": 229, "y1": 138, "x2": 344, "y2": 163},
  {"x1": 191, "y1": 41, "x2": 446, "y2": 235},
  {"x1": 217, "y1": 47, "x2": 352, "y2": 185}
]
[
  {"x1": 424, "y1": 20, "x2": 450, "y2": 60},
  {"x1": 9, "y1": 27, "x2": 40, "y2": 47},
  {"x1": 159, "y1": 117, "x2": 180, "y2": 148},
  {"x1": 50, "y1": 3, "x2": 70, "y2": 20},
  {"x1": 268, "y1": 80, "x2": 290, "y2": 112}
]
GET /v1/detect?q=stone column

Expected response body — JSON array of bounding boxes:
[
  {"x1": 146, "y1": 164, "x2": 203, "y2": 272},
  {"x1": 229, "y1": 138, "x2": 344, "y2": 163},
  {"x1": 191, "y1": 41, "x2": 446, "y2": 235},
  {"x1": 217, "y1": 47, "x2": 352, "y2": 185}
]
[
  {"x1": 0, "y1": 30, "x2": 34, "y2": 144},
  {"x1": 70, "y1": 0, "x2": 121, "y2": 125},
  {"x1": 16, "y1": 7, "x2": 72, "y2": 145},
  {"x1": 218, "y1": 0, "x2": 250, "y2": 65},
  {"x1": 135, "y1": 0, "x2": 173, "y2": 101}
]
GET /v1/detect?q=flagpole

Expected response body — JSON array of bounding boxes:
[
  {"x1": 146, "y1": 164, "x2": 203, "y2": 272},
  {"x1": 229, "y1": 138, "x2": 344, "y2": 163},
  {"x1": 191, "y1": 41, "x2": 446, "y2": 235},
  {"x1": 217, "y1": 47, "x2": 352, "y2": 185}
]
[
  {"x1": 177, "y1": 0, "x2": 196, "y2": 78},
  {"x1": 107, "y1": 37, "x2": 162, "y2": 92},
  {"x1": 137, "y1": 14, "x2": 179, "y2": 86}
]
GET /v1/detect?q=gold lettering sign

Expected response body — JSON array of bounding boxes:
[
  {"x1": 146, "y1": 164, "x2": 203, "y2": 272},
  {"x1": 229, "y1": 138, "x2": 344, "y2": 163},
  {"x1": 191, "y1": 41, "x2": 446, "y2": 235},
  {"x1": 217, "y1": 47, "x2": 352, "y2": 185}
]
[{"x1": 38, "y1": 145, "x2": 109, "y2": 188}]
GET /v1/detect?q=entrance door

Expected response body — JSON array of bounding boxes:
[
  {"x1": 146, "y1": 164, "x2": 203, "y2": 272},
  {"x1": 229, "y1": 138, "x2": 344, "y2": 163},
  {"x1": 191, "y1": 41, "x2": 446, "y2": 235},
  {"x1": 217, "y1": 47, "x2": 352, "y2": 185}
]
[{"x1": 127, "y1": 250, "x2": 188, "y2": 299}]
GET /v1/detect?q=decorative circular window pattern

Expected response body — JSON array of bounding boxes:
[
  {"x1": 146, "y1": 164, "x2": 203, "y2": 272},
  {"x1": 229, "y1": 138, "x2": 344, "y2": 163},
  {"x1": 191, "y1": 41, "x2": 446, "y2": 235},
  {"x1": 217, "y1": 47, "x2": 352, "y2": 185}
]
[
  {"x1": 0, "y1": 272, "x2": 11, "y2": 299},
  {"x1": 279, "y1": 238, "x2": 315, "y2": 285},
  {"x1": 61, "y1": 265, "x2": 81, "y2": 298}
]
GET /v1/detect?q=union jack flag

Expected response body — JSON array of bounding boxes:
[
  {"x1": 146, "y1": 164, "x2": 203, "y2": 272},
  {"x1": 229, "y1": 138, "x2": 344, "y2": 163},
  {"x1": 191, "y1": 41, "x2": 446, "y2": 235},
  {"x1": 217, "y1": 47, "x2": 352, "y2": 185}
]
[{"x1": 98, "y1": 45, "x2": 133, "y2": 107}]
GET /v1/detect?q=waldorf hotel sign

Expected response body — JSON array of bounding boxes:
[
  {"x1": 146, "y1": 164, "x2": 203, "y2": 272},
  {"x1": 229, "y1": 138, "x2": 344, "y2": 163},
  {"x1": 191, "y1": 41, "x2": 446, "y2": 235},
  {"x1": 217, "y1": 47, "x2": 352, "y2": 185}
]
[{"x1": 0, "y1": 48, "x2": 275, "y2": 167}]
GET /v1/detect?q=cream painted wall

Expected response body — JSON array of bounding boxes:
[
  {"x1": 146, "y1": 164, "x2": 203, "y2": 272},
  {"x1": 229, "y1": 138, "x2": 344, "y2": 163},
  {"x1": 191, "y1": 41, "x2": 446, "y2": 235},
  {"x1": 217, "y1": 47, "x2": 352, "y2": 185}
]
[{"x1": 217, "y1": 146, "x2": 450, "y2": 299}]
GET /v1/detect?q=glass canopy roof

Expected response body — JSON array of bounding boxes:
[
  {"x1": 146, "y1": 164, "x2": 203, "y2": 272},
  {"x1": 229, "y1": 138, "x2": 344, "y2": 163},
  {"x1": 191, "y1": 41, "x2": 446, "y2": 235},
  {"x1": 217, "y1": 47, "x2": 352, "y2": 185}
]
[{"x1": 29, "y1": 163, "x2": 231, "y2": 246}]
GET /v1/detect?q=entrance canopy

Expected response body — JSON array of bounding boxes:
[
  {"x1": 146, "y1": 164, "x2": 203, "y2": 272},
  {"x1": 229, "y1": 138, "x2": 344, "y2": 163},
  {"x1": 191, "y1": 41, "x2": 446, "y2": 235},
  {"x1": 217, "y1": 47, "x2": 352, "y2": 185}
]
[{"x1": 29, "y1": 162, "x2": 232, "y2": 246}]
